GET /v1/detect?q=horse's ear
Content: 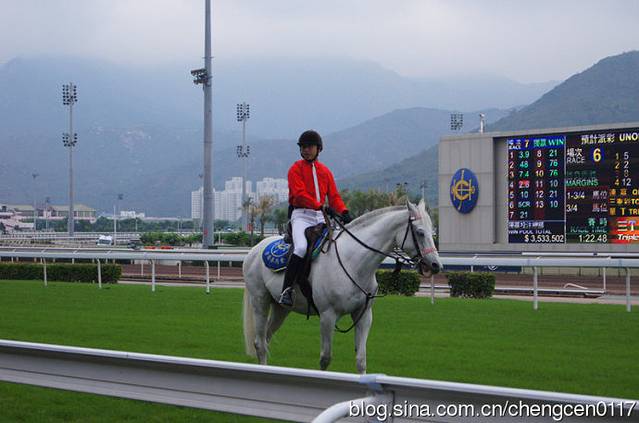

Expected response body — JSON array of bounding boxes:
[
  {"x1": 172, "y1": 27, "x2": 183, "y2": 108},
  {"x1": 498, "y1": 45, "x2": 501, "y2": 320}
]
[
  {"x1": 407, "y1": 200, "x2": 418, "y2": 214},
  {"x1": 418, "y1": 198, "x2": 425, "y2": 210}
]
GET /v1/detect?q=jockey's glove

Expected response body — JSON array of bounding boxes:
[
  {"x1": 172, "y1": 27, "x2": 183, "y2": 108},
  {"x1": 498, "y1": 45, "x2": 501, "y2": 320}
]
[
  {"x1": 322, "y1": 205, "x2": 337, "y2": 218},
  {"x1": 341, "y1": 211, "x2": 352, "y2": 224}
]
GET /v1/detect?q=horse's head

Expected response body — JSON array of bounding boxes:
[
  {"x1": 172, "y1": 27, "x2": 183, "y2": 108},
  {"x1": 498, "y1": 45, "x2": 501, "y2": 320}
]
[{"x1": 398, "y1": 199, "x2": 442, "y2": 276}]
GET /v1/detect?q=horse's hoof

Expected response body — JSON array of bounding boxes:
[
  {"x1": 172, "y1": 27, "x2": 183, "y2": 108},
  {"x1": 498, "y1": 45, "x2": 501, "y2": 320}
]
[{"x1": 319, "y1": 357, "x2": 330, "y2": 370}]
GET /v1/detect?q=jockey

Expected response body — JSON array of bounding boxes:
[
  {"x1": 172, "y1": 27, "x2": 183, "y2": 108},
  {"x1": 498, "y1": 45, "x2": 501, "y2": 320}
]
[{"x1": 278, "y1": 130, "x2": 352, "y2": 307}]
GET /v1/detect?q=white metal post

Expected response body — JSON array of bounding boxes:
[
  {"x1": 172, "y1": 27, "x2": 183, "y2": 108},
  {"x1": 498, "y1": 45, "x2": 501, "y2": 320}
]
[
  {"x1": 430, "y1": 275, "x2": 435, "y2": 304},
  {"x1": 141, "y1": 261, "x2": 144, "y2": 276},
  {"x1": 41, "y1": 258, "x2": 47, "y2": 287},
  {"x1": 152, "y1": 260, "x2": 156, "y2": 292},
  {"x1": 626, "y1": 268, "x2": 631, "y2": 313},
  {"x1": 178, "y1": 261, "x2": 182, "y2": 279},
  {"x1": 533, "y1": 266, "x2": 538, "y2": 310},
  {"x1": 602, "y1": 267, "x2": 607, "y2": 292},
  {"x1": 205, "y1": 261, "x2": 210, "y2": 294},
  {"x1": 217, "y1": 260, "x2": 220, "y2": 279},
  {"x1": 97, "y1": 259, "x2": 102, "y2": 289}
]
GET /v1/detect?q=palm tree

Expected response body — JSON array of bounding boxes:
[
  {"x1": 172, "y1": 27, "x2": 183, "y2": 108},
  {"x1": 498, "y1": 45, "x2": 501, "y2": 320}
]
[
  {"x1": 241, "y1": 198, "x2": 253, "y2": 232},
  {"x1": 254, "y1": 196, "x2": 275, "y2": 237},
  {"x1": 272, "y1": 207, "x2": 288, "y2": 234}
]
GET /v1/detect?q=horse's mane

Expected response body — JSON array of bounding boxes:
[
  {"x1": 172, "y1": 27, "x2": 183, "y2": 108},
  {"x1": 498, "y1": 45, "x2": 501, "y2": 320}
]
[{"x1": 345, "y1": 205, "x2": 406, "y2": 229}]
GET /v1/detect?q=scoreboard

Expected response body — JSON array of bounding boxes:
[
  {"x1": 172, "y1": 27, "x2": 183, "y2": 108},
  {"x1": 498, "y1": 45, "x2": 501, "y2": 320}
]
[{"x1": 507, "y1": 128, "x2": 639, "y2": 244}]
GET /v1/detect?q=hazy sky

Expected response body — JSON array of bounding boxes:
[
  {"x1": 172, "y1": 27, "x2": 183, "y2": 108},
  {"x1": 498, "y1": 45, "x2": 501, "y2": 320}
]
[{"x1": 2, "y1": 0, "x2": 638, "y2": 83}]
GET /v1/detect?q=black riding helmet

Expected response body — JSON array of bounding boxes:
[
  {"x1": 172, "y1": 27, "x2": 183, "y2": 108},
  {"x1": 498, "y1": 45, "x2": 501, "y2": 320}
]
[{"x1": 297, "y1": 130, "x2": 323, "y2": 152}]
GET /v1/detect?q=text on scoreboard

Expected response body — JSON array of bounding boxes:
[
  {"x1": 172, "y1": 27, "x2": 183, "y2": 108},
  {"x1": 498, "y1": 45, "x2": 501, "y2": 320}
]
[{"x1": 506, "y1": 128, "x2": 639, "y2": 244}]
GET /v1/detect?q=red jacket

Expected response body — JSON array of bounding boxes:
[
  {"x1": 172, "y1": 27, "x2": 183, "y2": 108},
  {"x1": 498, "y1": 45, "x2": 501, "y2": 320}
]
[{"x1": 288, "y1": 159, "x2": 347, "y2": 214}]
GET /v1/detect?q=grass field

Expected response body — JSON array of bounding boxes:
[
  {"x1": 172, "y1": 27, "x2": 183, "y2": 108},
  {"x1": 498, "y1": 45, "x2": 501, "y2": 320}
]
[{"x1": 0, "y1": 280, "x2": 638, "y2": 422}]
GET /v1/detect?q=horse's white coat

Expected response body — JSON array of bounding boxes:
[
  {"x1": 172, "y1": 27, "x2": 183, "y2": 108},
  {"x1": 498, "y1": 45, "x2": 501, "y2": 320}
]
[{"x1": 242, "y1": 200, "x2": 441, "y2": 373}]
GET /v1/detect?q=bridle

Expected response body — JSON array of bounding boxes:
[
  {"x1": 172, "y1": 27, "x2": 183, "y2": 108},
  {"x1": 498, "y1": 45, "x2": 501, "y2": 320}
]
[
  {"x1": 329, "y1": 211, "x2": 434, "y2": 269},
  {"x1": 399, "y1": 213, "x2": 438, "y2": 273},
  {"x1": 325, "y1": 209, "x2": 437, "y2": 333}
]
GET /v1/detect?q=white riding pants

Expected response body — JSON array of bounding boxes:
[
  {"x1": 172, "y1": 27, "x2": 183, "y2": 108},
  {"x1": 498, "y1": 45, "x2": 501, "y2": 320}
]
[{"x1": 291, "y1": 208, "x2": 325, "y2": 258}]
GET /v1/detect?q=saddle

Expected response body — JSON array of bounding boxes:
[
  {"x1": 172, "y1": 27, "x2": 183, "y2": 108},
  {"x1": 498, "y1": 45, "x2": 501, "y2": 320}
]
[
  {"x1": 262, "y1": 222, "x2": 329, "y2": 317},
  {"x1": 262, "y1": 223, "x2": 328, "y2": 272}
]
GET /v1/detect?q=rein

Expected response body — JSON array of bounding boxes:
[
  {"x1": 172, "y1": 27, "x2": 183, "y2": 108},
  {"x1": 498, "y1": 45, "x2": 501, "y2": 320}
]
[
  {"x1": 326, "y1": 212, "x2": 427, "y2": 333},
  {"x1": 329, "y1": 215, "x2": 418, "y2": 268}
]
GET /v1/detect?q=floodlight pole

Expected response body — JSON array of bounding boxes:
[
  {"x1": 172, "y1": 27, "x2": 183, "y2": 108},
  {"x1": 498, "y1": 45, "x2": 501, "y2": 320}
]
[
  {"x1": 203, "y1": 0, "x2": 214, "y2": 248},
  {"x1": 242, "y1": 111, "x2": 247, "y2": 231},
  {"x1": 191, "y1": 0, "x2": 215, "y2": 248},
  {"x1": 236, "y1": 102, "x2": 250, "y2": 231},
  {"x1": 69, "y1": 92, "x2": 74, "y2": 236},
  {"x1": 62, "y1": 82, "x2": 78, "y2": 237}
]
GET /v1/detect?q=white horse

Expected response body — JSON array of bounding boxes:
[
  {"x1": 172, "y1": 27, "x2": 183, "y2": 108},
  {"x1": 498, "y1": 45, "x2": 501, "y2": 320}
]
[{"x1": 242, "y1": 199, "x2": 441, "y2": 373}]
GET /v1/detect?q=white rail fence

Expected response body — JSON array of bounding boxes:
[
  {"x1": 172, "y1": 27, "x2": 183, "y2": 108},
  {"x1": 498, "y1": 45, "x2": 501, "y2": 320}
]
[
  {"x1": 0, "y1": 249, "x2": 637, "y2": 311},
  {"x1": 0, "y1": 339, "x2": 636, "y2": 422}
]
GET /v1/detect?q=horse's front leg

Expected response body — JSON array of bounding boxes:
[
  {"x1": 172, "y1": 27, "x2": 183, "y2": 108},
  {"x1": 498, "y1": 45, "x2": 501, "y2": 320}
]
[
  {"x1": 353, "y1": 307, "x2": 373, "y2": 374},
  {"x1": 319, "y1": 310, "x2": 337, "y2": 370}
]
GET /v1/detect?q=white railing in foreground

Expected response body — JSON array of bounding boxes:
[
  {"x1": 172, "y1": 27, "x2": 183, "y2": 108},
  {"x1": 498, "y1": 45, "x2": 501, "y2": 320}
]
[{"x1": 1, "y1": 339, "x2": 636, "y2": 422}]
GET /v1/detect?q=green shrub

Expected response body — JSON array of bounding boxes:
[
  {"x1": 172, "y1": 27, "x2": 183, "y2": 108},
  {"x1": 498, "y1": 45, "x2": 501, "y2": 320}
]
[
  {"x1": 447, "y1": 271, "x2": 495, "y2": 298},
  {"x1": 0, "y1": 263, "x2": 121, "y2": 283},
  {"x1": 375, "y1": 270, "x2": 421, "y2": 296},
  {"x1": 140, "y1": 232, "x2": 201, "y2": 246},
  {"x1": 221, "y1": 232, "x2": 265, "y2": 247}
]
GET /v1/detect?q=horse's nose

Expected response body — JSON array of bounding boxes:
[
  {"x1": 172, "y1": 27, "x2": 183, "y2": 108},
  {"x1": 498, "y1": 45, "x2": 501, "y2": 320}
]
[{"x1": 431, "y1": 261, "x2": 440, "y2": 274}]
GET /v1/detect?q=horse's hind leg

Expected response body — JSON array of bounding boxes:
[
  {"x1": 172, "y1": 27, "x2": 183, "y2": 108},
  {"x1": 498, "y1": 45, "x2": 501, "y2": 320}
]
[
  {"x1": 251, "y1": 294, "x2": 271, "y2": 365},
  {"x1": 353, "y1": 307, "x2": 373, "y2": 374},
  {"x1": 266, "y1": 304, "x2": 290, "y2": 344},
  {"x1": 319, "y1": 310, "x2": 337, "y2": 371}
]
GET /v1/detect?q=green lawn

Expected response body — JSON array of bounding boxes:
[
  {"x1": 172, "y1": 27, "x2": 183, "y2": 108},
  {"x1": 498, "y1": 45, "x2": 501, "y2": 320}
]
[{"x1": 0, "y1": 280, "x2": 637, "y2": 422}]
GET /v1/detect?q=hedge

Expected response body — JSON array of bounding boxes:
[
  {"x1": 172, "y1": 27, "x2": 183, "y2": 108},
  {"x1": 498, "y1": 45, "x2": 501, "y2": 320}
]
[
  {"x1": 447, "y1": 271, "x2": 495, "y2": 298},
  {"x1": 0, "y1": 263, "x2": 121, "y2": 284},
  {"x1": 375, "y1": 270, "x2": 421, "y2": 296}
]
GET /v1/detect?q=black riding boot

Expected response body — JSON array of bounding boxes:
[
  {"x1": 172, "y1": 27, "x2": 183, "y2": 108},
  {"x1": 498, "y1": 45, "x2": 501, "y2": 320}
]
[{"x1": 279, "y1": 254, "x2": 305, "y2": 306}]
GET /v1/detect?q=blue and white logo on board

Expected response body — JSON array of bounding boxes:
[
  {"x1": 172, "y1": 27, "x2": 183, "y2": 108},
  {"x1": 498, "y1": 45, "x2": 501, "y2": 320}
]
[{"x1": 450, "y1": 168, "x2": 479, "y2": 214}]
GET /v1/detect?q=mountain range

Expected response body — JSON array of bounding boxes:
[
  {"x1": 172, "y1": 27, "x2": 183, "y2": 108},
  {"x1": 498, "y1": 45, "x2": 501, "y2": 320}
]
[
  {"x1": 0, "y1": 56, "x2": 555, "y2": 138},
  {"x1": 3, "y1": 51, "x2": 639, "y2": 216},
  {"x1": 341, "y1": 51, "x2": 639, "y2": 204},
  {"x1": 1, "y1": 56, "x2": 547, "y2": 215}
]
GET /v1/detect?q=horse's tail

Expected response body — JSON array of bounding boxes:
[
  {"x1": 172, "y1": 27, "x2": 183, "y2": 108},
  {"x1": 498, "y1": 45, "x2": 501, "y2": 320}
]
[{"x1": 243, "y1": 286, "x2": 257, "y2": 358}]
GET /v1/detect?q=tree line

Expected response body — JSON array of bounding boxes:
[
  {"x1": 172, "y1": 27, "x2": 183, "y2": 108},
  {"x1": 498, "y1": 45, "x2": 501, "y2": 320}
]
[{"x1": 19, "y1": 187, "x2": 438, "y2": 247}]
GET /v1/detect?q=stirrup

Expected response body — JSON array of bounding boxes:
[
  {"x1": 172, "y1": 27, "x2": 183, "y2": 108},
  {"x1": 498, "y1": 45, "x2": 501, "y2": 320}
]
[{"x1": 278, "y1": 287, "x2": 294, "y2": 306}]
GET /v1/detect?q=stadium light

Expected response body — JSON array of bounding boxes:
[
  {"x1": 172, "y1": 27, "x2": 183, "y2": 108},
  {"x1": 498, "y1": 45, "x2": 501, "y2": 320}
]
[
  {"x1": 190, "y1": 68, "x2": 209, "y2": 85},
  {"x1": 236, "y1": 102, "x2": 250, "y2": 231},
  {"x1": 479, "y1": 113, "x2": 486, "y2": 133},
  {"x1": 450, "y1": 112, "x2": 463, "y2": 131},
  {"x1": 62, "y1": 82, "x2": 78, "y2": 236},
  {"x1": 191, "y1": 0, "x2": 214, "y2": 248}
]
